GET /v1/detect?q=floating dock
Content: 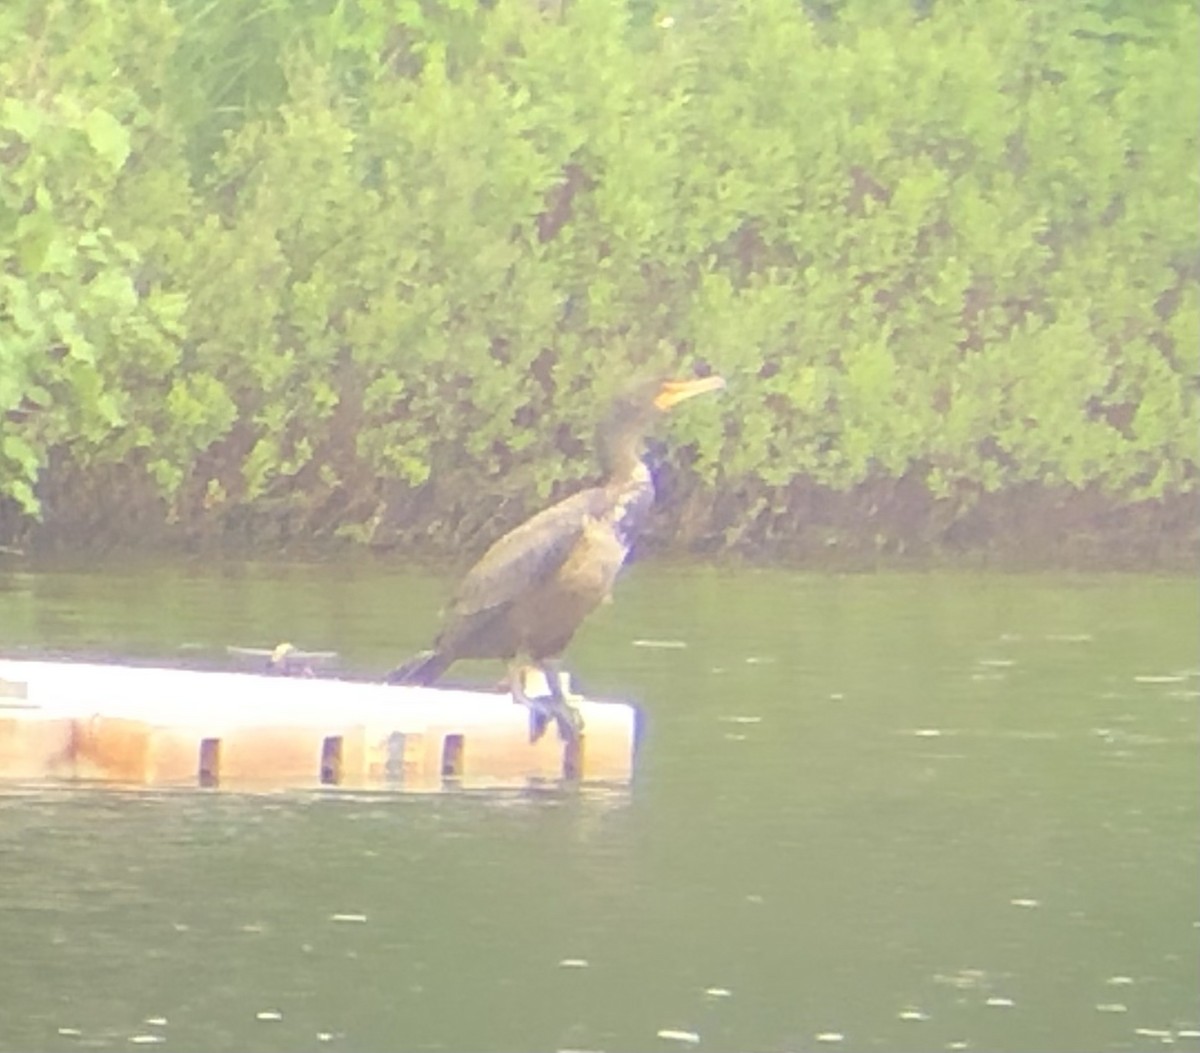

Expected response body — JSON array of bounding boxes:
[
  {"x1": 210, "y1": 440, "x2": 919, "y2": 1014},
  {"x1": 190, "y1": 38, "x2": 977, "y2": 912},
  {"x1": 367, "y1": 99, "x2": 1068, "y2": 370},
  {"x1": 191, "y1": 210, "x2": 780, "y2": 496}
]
[{"x1": 0, "y1": 658, "x2": 639, "y2": 791}]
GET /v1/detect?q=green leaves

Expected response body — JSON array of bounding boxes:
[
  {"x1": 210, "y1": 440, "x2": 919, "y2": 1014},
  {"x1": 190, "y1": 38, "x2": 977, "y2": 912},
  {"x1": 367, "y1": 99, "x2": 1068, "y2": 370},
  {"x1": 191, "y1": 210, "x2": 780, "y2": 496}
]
[
  {"x1": 83, "y1": 108, "x2": 131, "y2": 172},
  {"x1": 2, "y1": 97, "x2": 42, "y2": 141},
  {"x1": 0, "y1": 0, "x2": 1195, "y2": 551}
]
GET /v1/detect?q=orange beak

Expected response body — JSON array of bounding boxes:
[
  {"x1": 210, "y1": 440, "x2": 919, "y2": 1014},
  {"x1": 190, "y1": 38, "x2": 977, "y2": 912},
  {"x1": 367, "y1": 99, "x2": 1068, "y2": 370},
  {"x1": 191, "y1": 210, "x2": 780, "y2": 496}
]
[{"x1": 653, "y1": 375, "x2": 726, "y2": 411}]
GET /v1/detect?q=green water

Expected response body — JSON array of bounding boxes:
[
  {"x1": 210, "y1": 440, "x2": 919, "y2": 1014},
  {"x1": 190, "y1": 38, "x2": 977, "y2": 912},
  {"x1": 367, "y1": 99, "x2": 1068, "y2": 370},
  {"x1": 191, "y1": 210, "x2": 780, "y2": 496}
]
[{"x1": 1, "y1": 559, "x2": 1197, "y2": 1052}]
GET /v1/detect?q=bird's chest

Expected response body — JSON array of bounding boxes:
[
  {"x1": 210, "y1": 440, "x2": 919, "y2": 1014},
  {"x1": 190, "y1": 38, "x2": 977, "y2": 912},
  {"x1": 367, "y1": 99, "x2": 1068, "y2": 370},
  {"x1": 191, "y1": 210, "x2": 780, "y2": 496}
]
[
  {"x1": 609, "y1": 466, "x2": 654, "y2": 551},
  {"x1": 559, "y1": 516, "x2": 628, "y2": 598},
  {"x1": 563, "y1": 474, "x2": 652, "y2": 591},
  {"x1": 507, "y1": 502, "x2": 642, "y2": 656},
  {"x1": 505, "y1": 534, "x2": 611, "y2": 658}
]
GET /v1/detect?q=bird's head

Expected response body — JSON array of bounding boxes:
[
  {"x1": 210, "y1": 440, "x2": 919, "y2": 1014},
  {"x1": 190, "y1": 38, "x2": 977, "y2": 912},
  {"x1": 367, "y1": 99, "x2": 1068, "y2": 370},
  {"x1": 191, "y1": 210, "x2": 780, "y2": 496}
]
[
  {"x1": 607, "y1": 374, "x2": 726, "y2": 430},
  {"x1": 599, "y1": 373, "x2": 726, "y2": 476}
]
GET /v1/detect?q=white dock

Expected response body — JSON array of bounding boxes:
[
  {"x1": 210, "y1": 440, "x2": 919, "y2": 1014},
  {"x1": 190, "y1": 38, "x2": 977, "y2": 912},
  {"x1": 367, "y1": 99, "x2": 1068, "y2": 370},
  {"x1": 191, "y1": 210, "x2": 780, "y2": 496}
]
[{"x1": 0, "y1": 658, "x2": 640, "y2": 791}]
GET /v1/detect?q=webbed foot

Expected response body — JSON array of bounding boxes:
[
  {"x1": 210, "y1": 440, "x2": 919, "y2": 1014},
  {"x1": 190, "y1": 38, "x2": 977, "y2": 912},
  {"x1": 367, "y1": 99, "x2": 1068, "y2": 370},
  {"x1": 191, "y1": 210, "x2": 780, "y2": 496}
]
[
  {"x1": 526, "y1": 696, "x2": 582, "y2": 745},
  {"x1": 543, "y1": 661, "x2": 584, "y2": 744},
  {"x1": 529, "y1": 702, "x2": 552, "y2": 744},
  {"x1": 509, "y1": 662, "x2": 585, "y2": 745}
]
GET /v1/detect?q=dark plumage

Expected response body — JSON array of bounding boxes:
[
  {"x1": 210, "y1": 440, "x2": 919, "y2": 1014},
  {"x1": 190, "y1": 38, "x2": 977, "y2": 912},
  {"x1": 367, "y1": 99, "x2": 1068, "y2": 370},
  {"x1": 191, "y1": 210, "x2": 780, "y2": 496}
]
[{"x1": 387, "y1": 374, "x2": 725, "y2": 742}]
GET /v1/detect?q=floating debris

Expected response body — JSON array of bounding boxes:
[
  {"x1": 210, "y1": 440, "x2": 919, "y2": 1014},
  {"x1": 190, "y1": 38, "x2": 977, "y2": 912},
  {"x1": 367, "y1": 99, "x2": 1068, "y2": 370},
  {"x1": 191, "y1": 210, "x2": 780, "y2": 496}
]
[
  {"x1": 330, "y1": 913, "x2": 367, "y2": 923},
  {"x1": 171, "y1": 922, "x2": 189, "y2": 932},
  {"x1": 744, "y1": 656, "x2": 775, "y2": 665},
  {"x1": 934, "y1": 969, "x2": 988, "y2": 990},
  {"x1": 978, "y1": 659, "x2": 1015, "y2": 668},
  {"x1": 724, "y1": 733, "x2": 747, "y2": 742},
  {"x1": 1096, "y1": 1003, "x2": 1127, "y2": 1013},
  {"x1": 1177, "y1": 1030, "x2": 1200, "y2": 1039},
  {"x1": 256, "y1": 1011, "x2": 283, "y2": 1022},
  {"x1": 719, "y1": 715, "x2": 762, "y2": 725},
  {"x1": 558, "y1": 958, "x2": 589, "y2": 968},
  {"x1": 815, "y1": 1032, "x2": 844, "y2": 1043},
  {"x1": 1010, "y1": 898, "x2": 1040, "y2": 908},
  {"x1": 1134, "y1": 675, "x2": 1186, "y2": 684},
  {"x1": 1107, "y1": 976, "x2": 1135, "y2": 986},
  {"x1": 745, "y1": 894, "x2": 765, "y2": 904},
  {"x1": 239, "y1": 922, "x2": 266, "y2": 933},
  {"x1": 129, "y1": 1036, "x2": 164, "y2": 1046},
  {"x1": 946, "y1": 1043, "x2": 970, "y2": 1051},
  {"x1": 1134, "y1": 1028, "x2": 1173, "y2": 1038},
  {"x1": 57, "y1": 1028, "x2": 82, "y2": 1037},
  {"x1": 829, "y1": 693, "x2": 845, "y2": 701},
  {"x1": 704, "y1": 987, "x2": 732, "y2": 998},
  {"x1": 913, "y1": 728, "x2": 943, "y2": 738},
  {"x1": 656, "y1": 1029, "x2": 700, "y2": 1044},
  {"x1": 632, "y1": 639, "x2": 688, "y2": 649},
  {"x1": 985, "y1": 997, "x2": 1015, "y2": 1008},
  {"x1": 144, "y1": 1017, "x2": 168, "y2": 1027},
  {"x1": 898, "y1": 1009, "x2": 930, "y2": 1021},
  {"x1": 317, "y1": 1033, "x2": 336, "y2": 1043}
]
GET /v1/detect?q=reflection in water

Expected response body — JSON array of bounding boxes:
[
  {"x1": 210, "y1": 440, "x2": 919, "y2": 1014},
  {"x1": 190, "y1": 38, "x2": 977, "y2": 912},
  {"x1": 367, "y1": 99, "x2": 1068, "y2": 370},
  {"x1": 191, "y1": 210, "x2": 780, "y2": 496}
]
[{"x1": 0, "y1": 561, "x2": 1198, "y2": 1052}]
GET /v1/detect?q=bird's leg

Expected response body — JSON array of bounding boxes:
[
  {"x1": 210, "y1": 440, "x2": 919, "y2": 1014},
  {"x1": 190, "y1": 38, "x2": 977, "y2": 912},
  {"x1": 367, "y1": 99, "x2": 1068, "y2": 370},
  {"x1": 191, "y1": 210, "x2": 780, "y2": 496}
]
[
  {"x1": 543, "y1": 658, "x2": 586, "y2": 704},
  {"x1": 508, "y1": 661, "x2": 556, "y2": 744},
  {"x1": 538, "y1": 659, "x2": 584, "y2": 744}
]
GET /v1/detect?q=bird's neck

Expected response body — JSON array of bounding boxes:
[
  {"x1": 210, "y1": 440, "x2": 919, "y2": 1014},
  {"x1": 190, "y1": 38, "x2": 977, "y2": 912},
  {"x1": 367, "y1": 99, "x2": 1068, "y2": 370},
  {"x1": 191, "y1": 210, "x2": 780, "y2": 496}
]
[
  {"x1": 600, "y1": 428, "x2": 646, "y2": 486},
  {"x1": 605, "y1": 460, "x2": 655, "y2": 551}
]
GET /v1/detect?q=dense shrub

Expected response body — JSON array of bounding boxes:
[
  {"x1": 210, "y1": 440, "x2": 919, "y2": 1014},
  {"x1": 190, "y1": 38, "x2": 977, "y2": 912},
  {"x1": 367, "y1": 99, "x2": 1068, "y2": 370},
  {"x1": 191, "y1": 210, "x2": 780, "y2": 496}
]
[{"x1": 1, "y1": 0, "x2": 1196, "y2": 556}]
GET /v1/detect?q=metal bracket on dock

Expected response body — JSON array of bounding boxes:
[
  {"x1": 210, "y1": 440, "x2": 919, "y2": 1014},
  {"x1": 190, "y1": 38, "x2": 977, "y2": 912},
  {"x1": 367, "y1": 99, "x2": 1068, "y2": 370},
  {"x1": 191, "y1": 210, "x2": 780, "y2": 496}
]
[
  {"x1": 1, "y1": 676, "x2": 34, "y2": 707},
  {"x1": 1, "y1": 676, "x2": 29, "y2": 699}
]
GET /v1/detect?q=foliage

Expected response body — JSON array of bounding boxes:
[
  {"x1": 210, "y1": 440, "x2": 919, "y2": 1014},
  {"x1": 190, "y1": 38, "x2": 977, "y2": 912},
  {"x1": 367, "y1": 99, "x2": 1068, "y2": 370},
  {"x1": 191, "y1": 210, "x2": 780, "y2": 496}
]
[{"x1": 1, "y1": 0, "x2": 1196, "y2": 555}]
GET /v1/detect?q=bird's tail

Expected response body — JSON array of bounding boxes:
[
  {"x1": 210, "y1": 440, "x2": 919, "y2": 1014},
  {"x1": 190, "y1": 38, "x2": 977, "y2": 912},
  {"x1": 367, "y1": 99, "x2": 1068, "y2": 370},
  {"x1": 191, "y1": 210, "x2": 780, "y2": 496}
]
[{"x1": 385, "y1": 649, "x2": 452, "y2": 686}]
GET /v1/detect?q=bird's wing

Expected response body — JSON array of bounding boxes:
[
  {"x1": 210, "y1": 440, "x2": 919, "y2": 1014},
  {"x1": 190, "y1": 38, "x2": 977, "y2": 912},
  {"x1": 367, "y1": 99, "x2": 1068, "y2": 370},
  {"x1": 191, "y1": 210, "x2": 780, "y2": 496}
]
[{"x1": 447, "y1": 488, "x2": 609, "y2": 620}]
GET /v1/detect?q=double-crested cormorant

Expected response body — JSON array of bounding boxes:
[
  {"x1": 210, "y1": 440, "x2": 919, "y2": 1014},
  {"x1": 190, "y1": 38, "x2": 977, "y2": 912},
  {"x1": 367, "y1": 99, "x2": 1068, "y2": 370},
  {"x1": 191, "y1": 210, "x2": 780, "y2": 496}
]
[{"x1": 386, "y1": 374, "x2": 725, "y2": 742}]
